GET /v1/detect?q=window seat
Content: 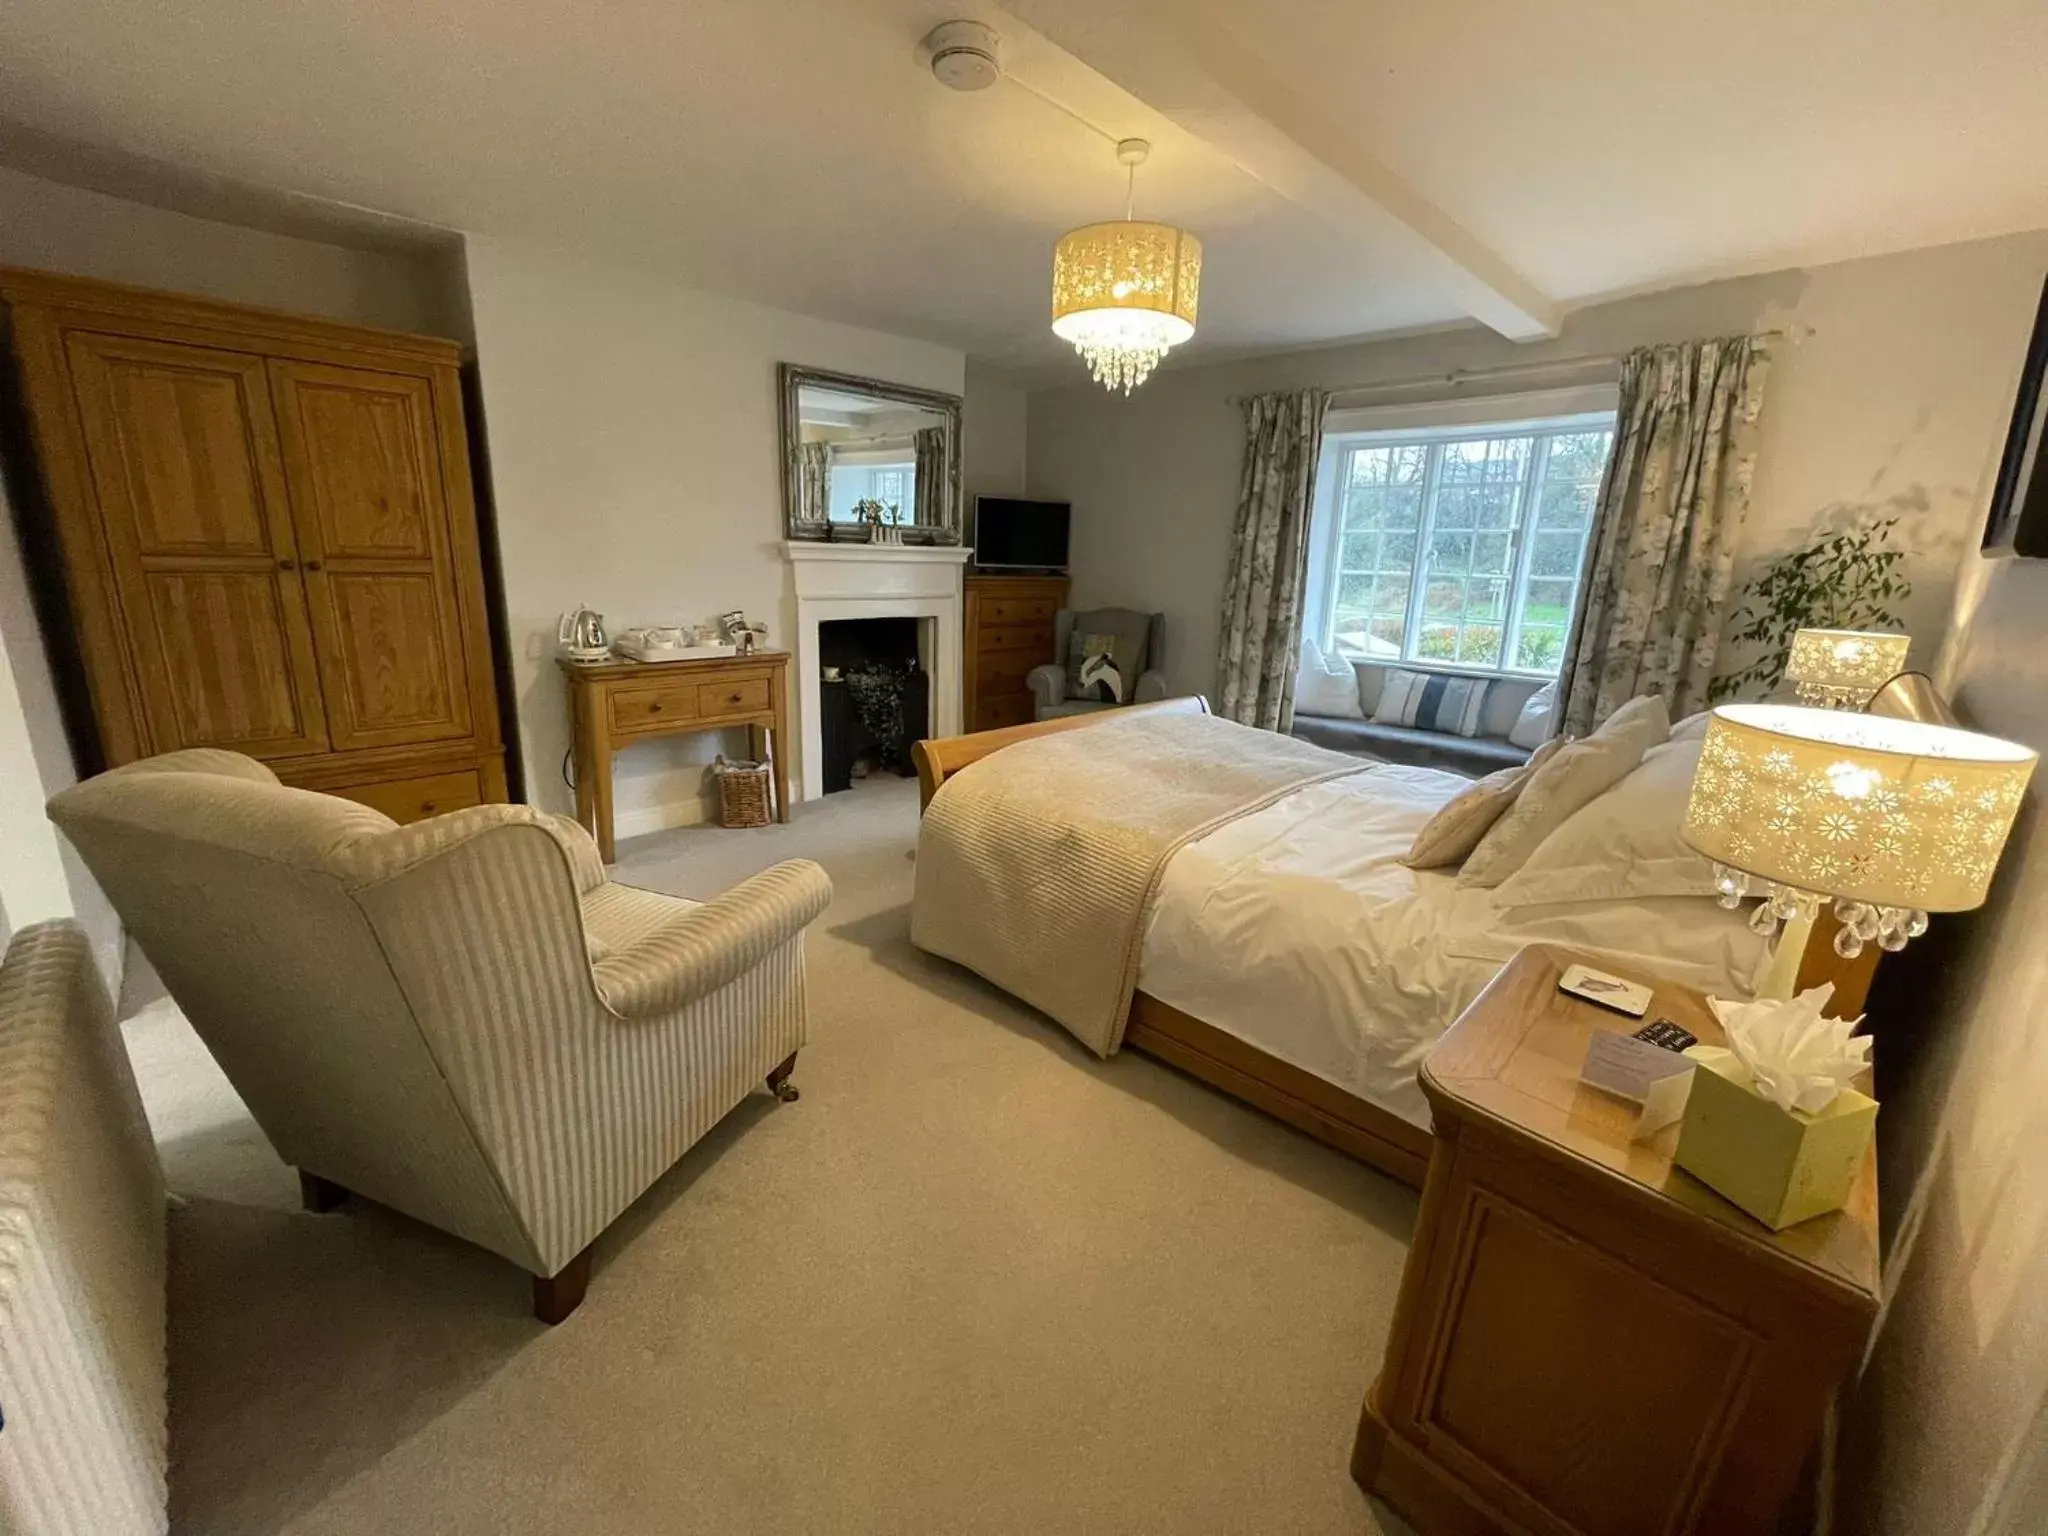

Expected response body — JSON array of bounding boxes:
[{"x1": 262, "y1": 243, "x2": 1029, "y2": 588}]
[{"x1": 1290, "y1": 714, "x2": 1529, "y2": 776}]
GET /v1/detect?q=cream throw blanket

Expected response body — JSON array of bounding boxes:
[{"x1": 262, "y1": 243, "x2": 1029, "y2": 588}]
[{"x1": 910, "y1": 710, "x2": 1372, "y2": 1055}]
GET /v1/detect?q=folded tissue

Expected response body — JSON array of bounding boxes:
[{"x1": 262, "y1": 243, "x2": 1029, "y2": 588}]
[{"x1": 1673, "y1": 984, "x2": 1878, "y2": 1230}]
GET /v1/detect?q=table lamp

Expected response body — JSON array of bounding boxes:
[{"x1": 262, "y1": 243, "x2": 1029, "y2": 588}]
[
  {"x1": 1783, "y1": 628, "x2": 1912, "y2": 709},
  {"x1": 1684, "y1": 704, "x2": 2037, "y2": 997}
]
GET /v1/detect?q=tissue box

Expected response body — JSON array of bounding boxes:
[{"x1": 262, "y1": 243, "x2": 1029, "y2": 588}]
[{"x1": 1673, "y1": 1046, "x2": 1877, "y2": 1231}]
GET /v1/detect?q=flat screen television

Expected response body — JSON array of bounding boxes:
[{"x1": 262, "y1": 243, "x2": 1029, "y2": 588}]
[{"x1": 973, "y1": 496, "x2": 1071, "y2": 572}]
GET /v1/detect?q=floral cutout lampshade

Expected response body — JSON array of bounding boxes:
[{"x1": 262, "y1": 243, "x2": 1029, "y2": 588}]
[
  {"x1": 1783, "y1": 628, "x2": 1911, "y2": 709},
  {"x1": 1051, "y1": 219, "x2": 1202, "y2": 394},
  {"x1": 1684, "y1": 703, "x2": 2037, "y2": 956}
]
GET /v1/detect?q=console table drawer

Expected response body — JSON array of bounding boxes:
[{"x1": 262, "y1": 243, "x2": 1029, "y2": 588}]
[
  {"x1": 608, "y1": 681, "x2": 701, "y2": 733},
  {"x1": 697, "y1": 677, "x2": 770, "y2": 719}
]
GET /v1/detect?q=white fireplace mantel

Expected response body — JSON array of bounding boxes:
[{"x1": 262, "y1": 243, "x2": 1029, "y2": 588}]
[{"x1": 784, "y1": 542, "x2": 971, "y2": 802}]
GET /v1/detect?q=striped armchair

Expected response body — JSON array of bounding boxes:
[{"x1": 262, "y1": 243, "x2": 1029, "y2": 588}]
[
  {"x1": 48, "y1": 750, "x2": 832, "y2": 1323},
  {"x1": 0, "y1": 920, "x2": 167, "y2": 1535}
]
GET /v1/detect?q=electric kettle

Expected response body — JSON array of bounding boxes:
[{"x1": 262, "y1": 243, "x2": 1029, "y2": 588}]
[{"x1": 558, "y1": 606, "x2": 610, "y2": 662}]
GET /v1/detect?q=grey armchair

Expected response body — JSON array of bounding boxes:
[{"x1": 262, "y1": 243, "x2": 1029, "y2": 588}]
[
  {"x1": 48, "y1": 749, "x2": 832, "y2": 1323},
  {"x1": 1028, "y1": 607, "x2": 1169, "y2": 721}
]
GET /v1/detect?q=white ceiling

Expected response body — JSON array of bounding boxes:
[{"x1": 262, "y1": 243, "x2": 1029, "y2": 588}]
[{"x1": 1, "y1": 0, "x2": 2044, "y2": 371}]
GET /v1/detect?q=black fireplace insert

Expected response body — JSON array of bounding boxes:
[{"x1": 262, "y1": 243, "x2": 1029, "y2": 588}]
[{"x1": 819, "y1": 617, "x2": 929, "y2": 793}]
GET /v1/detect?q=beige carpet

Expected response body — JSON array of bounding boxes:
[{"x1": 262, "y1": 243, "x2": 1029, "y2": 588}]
[{"x1": 123, "y1": 775, "x2": 1420, "y2": 1535}]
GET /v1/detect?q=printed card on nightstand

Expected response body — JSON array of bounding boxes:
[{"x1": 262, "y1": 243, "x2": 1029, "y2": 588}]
[{"x1": 1580, "y1": 1017, "x2": 1701, "y2": 1139}]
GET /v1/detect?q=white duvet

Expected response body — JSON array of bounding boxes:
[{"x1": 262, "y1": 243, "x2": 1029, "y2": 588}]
[{"x1": 1137, "y1": 763, "x2": 1767, "y2": 1130}]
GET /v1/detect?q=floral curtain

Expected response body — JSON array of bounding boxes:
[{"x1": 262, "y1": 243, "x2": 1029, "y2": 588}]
[
  {"x1": 799, "y1": 442, "x2": 832, "y2": 523},
  {"x1": 913, "y1": 427, "x2": 948, "y2": 527},
  {"x1": 1215, "y1": 388, "x2": 1329, "y2": 730},
  {"x1": 1557, "y1": 337, "x2": 1771, "y2": 736}
]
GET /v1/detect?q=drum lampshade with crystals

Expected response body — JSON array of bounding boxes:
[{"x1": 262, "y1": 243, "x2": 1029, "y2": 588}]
[
  {"x1": 1783, "y1": 628, "x2": 1911, "y2": 708},
  {"x1": 1050, "y1": 140, "x2": 1201, "y2": 394},
  {"x1": 1684, "y1": 704, "x2": 2036, "y2": 965}
]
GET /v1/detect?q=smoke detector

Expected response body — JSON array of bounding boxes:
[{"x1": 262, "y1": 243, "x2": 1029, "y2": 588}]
[{"x1": 920, "y1": 20, "x2": 1003, "y2": 91}]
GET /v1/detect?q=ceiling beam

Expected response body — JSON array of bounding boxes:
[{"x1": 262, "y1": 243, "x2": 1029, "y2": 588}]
[{"x1": 996, "y1": 0, "x2": 1562, "y2": 342}]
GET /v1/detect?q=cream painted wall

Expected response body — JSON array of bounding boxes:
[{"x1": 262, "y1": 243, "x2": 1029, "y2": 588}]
[
  {"x1": 1839, "y1": 549, "x2": 2048, "y2": 1535},
  {"x1": 0, "y1": 165, "x2": 465, "y2": 978},
  {"x1": 0, "y1": 164, "x2": 463, "y2": 335},
  {"x1": 964, "y1": 363, "x2": 1029, "y2": 503},
  {"x1": 462, "y1": 237, "x2": 964, "y2": 831},
  {"x1": 1027, "y1": 230, "x2": 2048, "y2": 701}
]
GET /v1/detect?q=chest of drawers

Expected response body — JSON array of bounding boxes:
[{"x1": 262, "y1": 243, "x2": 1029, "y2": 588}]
[{"x1": 964, "y1": 575, "x2": 1068, "y2": 731}]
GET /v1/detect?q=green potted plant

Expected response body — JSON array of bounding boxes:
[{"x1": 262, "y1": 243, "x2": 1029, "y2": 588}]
[{"x1": 1710, "y1": 517, "x2": 1912, "y2": 702}]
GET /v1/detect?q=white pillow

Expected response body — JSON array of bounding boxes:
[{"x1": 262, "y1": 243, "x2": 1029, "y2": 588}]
[
  {"x1": 1508, "y1": 681, "x2": 1558, "y2": 749},
  {"x1": 1402, "y1": 738, "x2": 1563, "y2": 869},
  {"x1": 1295, "y1": 638, "x2": 1365, "y2": 719},
  {"x1": 1670, "y1": 709, "x2": 1712, "y2": 742},
  {"x1": 1491, "y1": 734, "x2": 1719, "y2": 907},
  {"x1": 1458, "y1": 693, "x2": 1671, "y2": 888}
]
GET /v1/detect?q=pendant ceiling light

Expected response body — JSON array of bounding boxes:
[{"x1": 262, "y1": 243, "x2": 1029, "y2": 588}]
[{"x1": 1050, "y1": 139, "x2": 1202, "y2": 394}]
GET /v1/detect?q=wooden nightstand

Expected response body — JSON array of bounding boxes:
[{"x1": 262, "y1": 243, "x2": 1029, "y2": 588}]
[{"x1": 1354, "y1": 944, "x2": 1878, "y2": 1536}]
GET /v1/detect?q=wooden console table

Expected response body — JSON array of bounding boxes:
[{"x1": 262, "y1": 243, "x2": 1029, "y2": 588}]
[
  {"x1": 558, "y1": 650, "x2": 791, "y2": 862},
  {"x1": 1354, "y1": 944, "x2": 1878, "y2": 1536}
]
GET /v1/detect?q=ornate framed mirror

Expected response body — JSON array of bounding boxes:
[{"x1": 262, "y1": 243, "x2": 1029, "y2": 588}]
[{"x1": 779, "y1": 364, "x2": 963, "y2": 544}]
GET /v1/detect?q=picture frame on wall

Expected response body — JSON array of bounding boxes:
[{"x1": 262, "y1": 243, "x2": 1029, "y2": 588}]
[{"x1": 1983, "y1": 272, "x2": 2048, "y2": 558}]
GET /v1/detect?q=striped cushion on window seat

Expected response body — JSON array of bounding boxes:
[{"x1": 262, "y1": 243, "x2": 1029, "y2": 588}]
[{"x1": 1371, "y1": 668, "x2": 1491, "y2": 738}]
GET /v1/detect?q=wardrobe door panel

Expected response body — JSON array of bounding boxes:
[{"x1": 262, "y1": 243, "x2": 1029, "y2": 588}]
[
  {"x1": 63, "y1": 332, "x2": 330, "y2": 758},
  {"x1": 268, "y1": 361, "x2": 474, "y2": 750}
]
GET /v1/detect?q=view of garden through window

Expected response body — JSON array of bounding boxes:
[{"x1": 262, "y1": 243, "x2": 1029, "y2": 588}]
[{"x1": 1320, "y1": 420, "x2": 1615, "y2": 675}]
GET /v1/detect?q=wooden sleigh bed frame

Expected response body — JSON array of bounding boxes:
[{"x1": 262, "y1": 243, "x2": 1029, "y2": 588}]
[{"x1": 911, "y1": 696, "x2": 1876, "y2": 1191}]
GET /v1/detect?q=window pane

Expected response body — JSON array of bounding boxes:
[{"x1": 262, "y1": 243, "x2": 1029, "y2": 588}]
[
  {"x1": 1457, "y1": 625, "x2": 1504, "y2": 667},
  {"x1": 1430, "y1": 528, "x2": 1473, "y2": 569},
  {"x1": 1516, "y1": 626, "x2": 1567, "y2": 672},
  {"x1": 1441, "y1": 436, "x2": 1528, "y2": 485},
  {"x1": 1472, "y1": 532, "x2": 1512, "y2": 576},
  {"x1": 1527, "y1": 531, "x2": 1583, "y2": 578},
  {"x1": 1330, "y1": 445, "x2": 1426, "y2": 661},
  {"x1": 1524, "y1": 577, "x2": 1577, "y2": 619},
  {"x1": 1467, "y1": 578, "x2": 1508, "y2": 622},
  {"x1": 1504, "y1": 427, "x2": 1614, "y2": 674},
  {"x1": 1417, "y1": 624, "x2": 1458, "y2": 661},
  {"x1": 1422, "y1": 578, "x2": 1465, "y2": 619},
  {"x1": 1547, "y1": 432, "x2": 1611, "y2": 481},
  {"x1": 1537, "y1": 476, "x2": 1597, "y2": 531}
]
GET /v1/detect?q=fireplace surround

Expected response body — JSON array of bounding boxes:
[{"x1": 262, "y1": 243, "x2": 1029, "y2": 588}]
[{"x1": 784, "y1": 542, "x2": 969, "y2": 803}]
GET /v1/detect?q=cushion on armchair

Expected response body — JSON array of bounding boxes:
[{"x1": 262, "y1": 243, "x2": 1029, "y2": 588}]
[{"x1": 1064, "y1": 609, "x2": 1154, "y2": 702}]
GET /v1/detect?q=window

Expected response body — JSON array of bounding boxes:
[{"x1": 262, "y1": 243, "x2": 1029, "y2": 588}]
[{"x1": 1307, "y1": 409, "x2": 1616, "y2": 676}]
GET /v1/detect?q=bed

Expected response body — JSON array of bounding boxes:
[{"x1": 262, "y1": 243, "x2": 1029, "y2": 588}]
[{"x1": 910, "y1": 697, "x2": 1876, "y2": 1188}]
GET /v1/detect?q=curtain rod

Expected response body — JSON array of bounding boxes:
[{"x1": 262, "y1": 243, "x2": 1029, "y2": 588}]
[{"x1": 1300, "y1": 324, "x2": 1814, "y2": 404}]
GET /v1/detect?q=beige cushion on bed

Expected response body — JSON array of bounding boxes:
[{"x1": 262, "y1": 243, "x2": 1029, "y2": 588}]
[
  {"x1": 1402, "y1": 738, "x2": 1563, "y2": 869},
  {"x1": 1492, "y1": 733, "x2": 1718, "y2": 906},
  {"x1": 1458, "y1": 693, "x2": 1672, "y2": 888}
]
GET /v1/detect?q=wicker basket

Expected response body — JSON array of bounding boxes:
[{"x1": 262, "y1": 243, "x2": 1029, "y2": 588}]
[{"x1": 712, "y1": 755, "x2": 772, "y2": 829}]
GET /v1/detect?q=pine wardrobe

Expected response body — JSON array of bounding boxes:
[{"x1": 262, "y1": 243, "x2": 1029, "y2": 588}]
[{"x1": 1, "y1": 268, "x2": 508, "y2": 822}]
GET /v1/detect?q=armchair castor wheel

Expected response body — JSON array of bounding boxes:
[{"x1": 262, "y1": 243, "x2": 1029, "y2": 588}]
[{"x1": 767, "y1": 1051, "x2": 801, "y2": 1103}]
